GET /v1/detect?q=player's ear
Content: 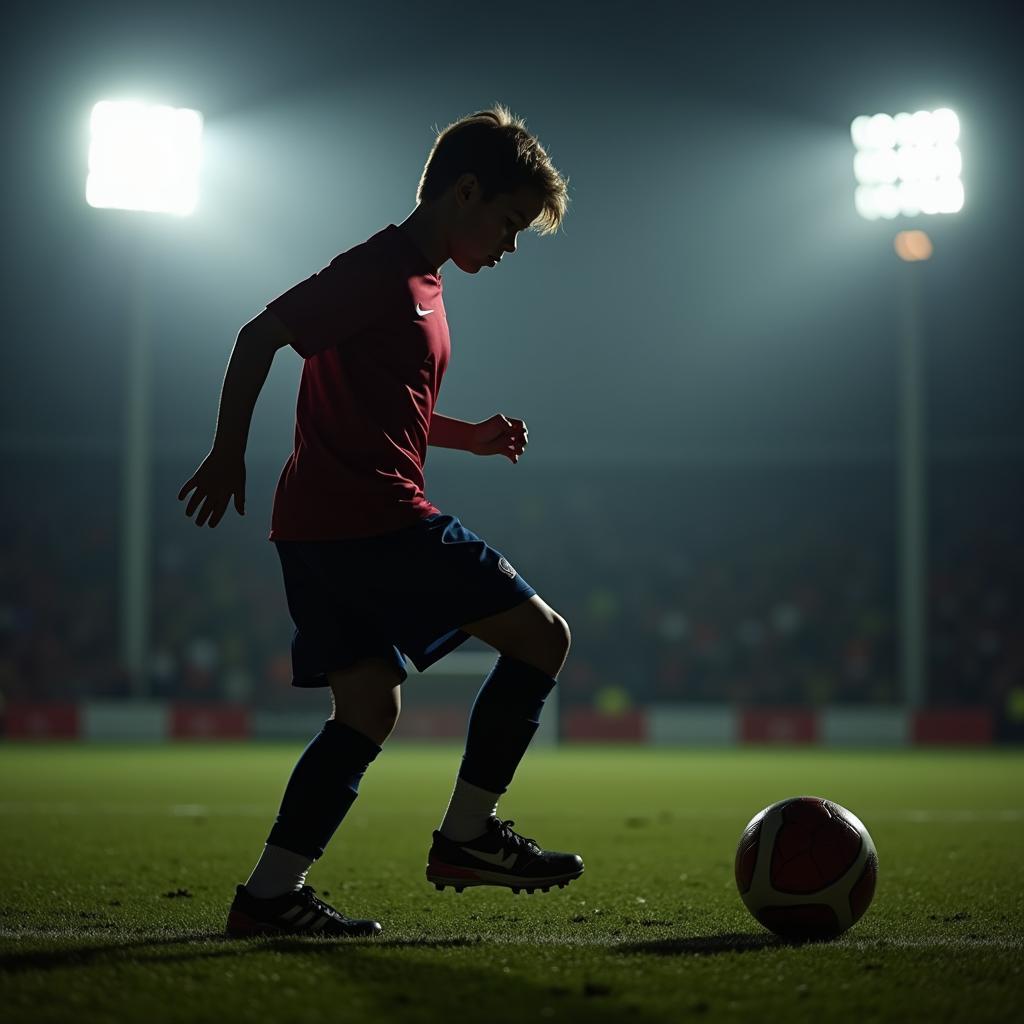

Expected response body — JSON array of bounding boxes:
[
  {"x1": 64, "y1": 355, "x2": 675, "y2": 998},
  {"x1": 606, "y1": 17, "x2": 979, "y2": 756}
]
[{"x1": 455, "y1": 173, "x2": 480, "y2": 206}]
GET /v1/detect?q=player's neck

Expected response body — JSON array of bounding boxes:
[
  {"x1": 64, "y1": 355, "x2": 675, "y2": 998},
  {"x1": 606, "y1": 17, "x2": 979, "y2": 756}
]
[{"x1": 397, "y1": 206, "x2": 449, "y2": 276}]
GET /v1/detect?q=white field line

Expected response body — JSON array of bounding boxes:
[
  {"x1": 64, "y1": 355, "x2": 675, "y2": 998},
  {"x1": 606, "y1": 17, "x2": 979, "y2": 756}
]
[
  {"x1": 0, "y1": 928, "x2": 1021, "y2": 950},
  {"x1": 0, "y1": 804, "x2": 1021, "y2": 823}
]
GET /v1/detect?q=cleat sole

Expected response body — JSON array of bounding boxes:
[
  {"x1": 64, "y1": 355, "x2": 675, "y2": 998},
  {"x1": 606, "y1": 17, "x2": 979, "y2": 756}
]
[
  {"x1": 426, "y1": 862, "x2": 584, "y2": 894},
  {"x1": 225, "y1": 907, "x2": 381, "y2": 940}
]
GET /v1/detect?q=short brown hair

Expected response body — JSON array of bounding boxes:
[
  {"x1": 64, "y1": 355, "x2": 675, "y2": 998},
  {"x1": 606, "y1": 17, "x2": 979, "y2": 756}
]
[{"x1": 416, "y1": 104, "x2": 570, "y2": 236}]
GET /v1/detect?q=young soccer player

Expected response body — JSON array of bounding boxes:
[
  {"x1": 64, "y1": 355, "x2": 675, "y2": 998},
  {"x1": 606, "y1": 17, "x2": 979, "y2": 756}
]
[{"x1": 177, "y1": 105, "x2": 583, "y2": 937}]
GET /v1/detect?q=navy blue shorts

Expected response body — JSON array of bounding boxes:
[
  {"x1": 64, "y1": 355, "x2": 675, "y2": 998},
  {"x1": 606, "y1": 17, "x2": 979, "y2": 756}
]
[{"x1": 273, "y1": 513, "x2": 536, "y2": 687}]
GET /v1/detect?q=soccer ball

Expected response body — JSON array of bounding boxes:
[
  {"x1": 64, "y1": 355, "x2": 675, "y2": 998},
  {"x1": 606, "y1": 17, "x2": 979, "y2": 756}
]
[{"x1": 734, "y1": 795, "x2": 878, "y2": 940}]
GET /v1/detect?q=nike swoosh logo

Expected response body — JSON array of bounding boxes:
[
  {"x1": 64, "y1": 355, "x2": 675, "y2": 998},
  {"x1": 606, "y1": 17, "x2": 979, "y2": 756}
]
[
  {"x1": 463, "y1": 847, "x2": 516, "y2": 869},
  {"x1": 416, "y1": 303, "x2": 434, "y2": 317}
]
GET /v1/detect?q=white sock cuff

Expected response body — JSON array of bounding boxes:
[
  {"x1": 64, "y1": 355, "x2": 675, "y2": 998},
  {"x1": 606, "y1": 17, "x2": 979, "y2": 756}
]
[
  {"x1": 439, "y1": 776, "x2": 501, "y2": 842},
  {"x1": 244, "y1": 843, "x2": 315, "y2": 899}
]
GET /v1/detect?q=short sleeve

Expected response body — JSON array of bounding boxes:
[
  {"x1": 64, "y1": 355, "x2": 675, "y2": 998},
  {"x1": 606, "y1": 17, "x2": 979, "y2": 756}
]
[{"x1": 266, "y1": 245, "x2": 384, "y2": 359}]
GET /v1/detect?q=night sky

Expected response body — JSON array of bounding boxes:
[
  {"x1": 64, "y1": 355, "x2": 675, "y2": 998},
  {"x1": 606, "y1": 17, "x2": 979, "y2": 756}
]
[{"x1": 2, "y1": 0, "x2": 1021, "y2": 471}]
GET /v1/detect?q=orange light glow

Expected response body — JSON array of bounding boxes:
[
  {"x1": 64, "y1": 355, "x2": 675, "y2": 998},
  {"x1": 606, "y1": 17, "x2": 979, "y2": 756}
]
[{"x1": 894, "y1": 230, "x2": 933, "y2": 262}]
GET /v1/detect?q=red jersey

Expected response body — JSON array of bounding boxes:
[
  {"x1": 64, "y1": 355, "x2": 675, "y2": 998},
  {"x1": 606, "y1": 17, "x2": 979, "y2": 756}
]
[{"x1": 266, "y1": 224, "x2": 449, "y2": 540}]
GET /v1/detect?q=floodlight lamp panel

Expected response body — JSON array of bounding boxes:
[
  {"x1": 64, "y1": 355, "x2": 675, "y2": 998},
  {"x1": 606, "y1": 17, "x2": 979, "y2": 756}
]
[
  {"x1": 851, "y1": 107, "x2": 963, "y2": 221},
  {"x1": 86, "y1": 100, "x2": 203, "y2": 216},
  {"x1": 854, "y1": 186, "x2": 879, "y2": 220},
  {"x1": 850, "y1": 115, "x2": 872, "y2": 148},
  {"x1": 867, "y1": 113, "x2": 897, "y2": 149}
]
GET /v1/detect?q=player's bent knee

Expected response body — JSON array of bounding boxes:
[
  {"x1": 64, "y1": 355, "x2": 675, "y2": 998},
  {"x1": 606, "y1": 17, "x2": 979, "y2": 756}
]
[
  {"x1": 532, "y1": 600, "x2": 571, "y2": 663},
  {"x1": 330, "y1": 695, "x2": 400, "y2": 747},
  {"x1": 552, "y1": 610, "x2": 571, "y2": 658},
  {"x1": 327, "y1": 658, "x2": 403, "y2": 745},
  {"x1": 462, "y1": 595, "x2": 571, "y2": 677},
  {"x1": 511, "y1": 603, "x2": 571, "y2": 676},
  {"x1": 528, "y1": 610, "x2": 569, "y2": 675}
]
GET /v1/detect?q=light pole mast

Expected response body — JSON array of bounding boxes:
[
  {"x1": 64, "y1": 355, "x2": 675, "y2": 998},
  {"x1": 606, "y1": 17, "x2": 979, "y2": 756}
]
[
  {"x1": 850, "y1": 107, "x2": 963, "y2": 712},
  {"x1": 86, "y1": 99, "x2": 203, "y2": 697},
  {"x1": 897, "y1": 248, "x2": 927, "y2": 708},
  {"x1": 121, "y1": 231, "x2": 153, "y2": 696}
]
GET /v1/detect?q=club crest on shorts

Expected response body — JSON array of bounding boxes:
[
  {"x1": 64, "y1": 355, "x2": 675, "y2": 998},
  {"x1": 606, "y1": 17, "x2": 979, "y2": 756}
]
[{"x1": 498, "y1": 557, "x2": 517, "y2": 580}]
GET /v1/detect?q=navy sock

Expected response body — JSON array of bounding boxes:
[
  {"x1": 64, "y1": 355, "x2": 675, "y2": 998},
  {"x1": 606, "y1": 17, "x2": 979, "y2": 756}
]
[
  {"x1": 266, "y1": 719, "x2": 382, "y2": 860},
  {"x1": 458, "y1": 655, "x2": 557, "y2": 795}
]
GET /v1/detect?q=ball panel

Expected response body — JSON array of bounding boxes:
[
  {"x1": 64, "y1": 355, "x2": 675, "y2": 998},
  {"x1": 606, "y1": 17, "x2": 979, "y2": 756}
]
[
  {"x1": 769, "y1": 797, "x2": 862, "y2": 895},
  {"x1": 756, "y1": 903, "x2": 841, "y2": 940},
  {"x1": 734, "y1": 818, "x2": 761, "y2": 894},
  {"x1": 848, "y1": 850, "x2": 879, "y2": 923},
  {"x1": 808, "y1": 817, "x2": 862, "y2": 884}
]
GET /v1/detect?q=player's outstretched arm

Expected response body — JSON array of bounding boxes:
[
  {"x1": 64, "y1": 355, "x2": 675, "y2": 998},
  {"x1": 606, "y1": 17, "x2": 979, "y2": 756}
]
[
  {"x1": 429, "y1": 412, "x2": 528, "y2": 464},
  {"x1": 178, "y1": 309, "x2": 294, "y2": 527}
]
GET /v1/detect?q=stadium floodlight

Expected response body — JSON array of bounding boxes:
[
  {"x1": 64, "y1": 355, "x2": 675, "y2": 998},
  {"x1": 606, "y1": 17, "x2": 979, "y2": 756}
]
[
  {"x1": 850, "y1": 108, "x2": 966, "y2": 713},
  {"x1": 85, "y1": 98, "x2": 204, "y2": 697},
  {"x1": 86, "y1": 100, "x2": 203, "y2": 216},
  {"x1": 850, "y1": 108, "x2": 963, "y2": 221}
]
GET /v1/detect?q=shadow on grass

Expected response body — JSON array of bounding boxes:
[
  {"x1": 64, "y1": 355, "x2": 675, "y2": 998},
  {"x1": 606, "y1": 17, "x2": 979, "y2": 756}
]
[
  {"x1": 616, "y1": 932, "x2": 784, "y2": 956},
  {"x1": 0, "y1": 933, "x2": 484, "y2": 974},
  {"x1": 2, "y1": 930, "x2": 668, "y2": 1024}
]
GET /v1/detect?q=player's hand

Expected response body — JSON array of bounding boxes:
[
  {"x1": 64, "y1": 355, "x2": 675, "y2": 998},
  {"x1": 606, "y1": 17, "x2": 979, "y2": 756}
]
[
  {"x1": 177, "y1": 448, "x2": 247, "y2": 527},
  {"x1": 470, "y1": 414, "x2": 528, "y2": 463}
]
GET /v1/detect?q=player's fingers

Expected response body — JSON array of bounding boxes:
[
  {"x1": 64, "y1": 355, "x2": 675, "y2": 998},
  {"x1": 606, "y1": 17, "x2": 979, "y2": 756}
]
[
  {"x1": 185, "y1": 490, "x2": 206, "y2": 517},
  {"x1": 197, "y1": 495, "x2": 224, "y2": 527},
  {"x1": 177, "y1": 478, "x2": 196, "y2": 501},
  {"x1": 194, "y1": 498, "x2": 212, "y2": 527},
  {"x1": 234, "y1": 490, "x2": 245, "y2": 516}
]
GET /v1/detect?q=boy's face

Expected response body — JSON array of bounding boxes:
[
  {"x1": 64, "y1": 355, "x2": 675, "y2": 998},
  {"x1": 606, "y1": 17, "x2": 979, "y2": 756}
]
[{"x1": 450, "y1": 175, "x2": 546, "y2": 274}]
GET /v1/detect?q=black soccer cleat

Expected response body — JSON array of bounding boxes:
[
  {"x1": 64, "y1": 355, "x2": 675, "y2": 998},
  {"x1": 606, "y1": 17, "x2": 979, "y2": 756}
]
[
  {"x1": 225, "y1": 884, "x2": 382, "y2": 938},
  {"x1": 426, "y1": 817, "x2": 584, "y2": 893}
]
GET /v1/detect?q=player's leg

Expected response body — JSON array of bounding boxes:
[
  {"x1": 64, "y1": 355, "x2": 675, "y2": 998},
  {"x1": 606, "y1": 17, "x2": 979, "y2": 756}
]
[
  {"x1": 441, "y1": 594, "x2": 568, "y2": 832},
  {"x1": 460, "y1": 593, "x2": 571, "y2": 677},
  {"x1": 452, "y1": 594, "x2": 569, "y2": 807},
  {"x1": 247, "y1": 656, "x2": 399, "y2": 889},
  {"x1": 228, "y1": 656, "x2": 402, "y2": 937},
  {"x1": 428, "y1": 595, "x2": 583, "y2": 892}
]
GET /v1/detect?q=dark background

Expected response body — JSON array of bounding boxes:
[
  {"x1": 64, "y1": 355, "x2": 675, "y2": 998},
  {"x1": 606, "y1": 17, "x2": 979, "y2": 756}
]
[{"x1": 1, "y1": 0, "x2": 1021, "y2": 715}]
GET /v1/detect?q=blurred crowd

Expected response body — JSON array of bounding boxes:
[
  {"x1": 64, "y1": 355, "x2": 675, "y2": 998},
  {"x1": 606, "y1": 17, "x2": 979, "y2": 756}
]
[{"x1": 1, "y1": 454, "x2": 1021, "y2": 716}]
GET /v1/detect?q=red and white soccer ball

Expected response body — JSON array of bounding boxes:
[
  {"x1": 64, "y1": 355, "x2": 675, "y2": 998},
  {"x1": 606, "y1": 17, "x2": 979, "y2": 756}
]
[{"x1": 734, "y1": 796, "x2": 878, "y2": 940}]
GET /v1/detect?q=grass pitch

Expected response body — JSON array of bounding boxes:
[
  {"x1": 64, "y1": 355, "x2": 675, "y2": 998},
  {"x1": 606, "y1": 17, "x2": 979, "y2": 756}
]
[{"x1": 1, "y1": 743, "x2": 1022, "y2": 1023}]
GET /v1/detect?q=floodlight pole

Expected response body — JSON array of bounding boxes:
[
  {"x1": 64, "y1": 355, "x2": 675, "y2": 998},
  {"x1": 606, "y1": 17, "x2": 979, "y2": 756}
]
[
  {"x1": 898, "y1": 260, "x2": 927, "y2": 709},
  {"x1": 119, "y1": 227, "x2": 152, "y2": 698},
  {"x1": 89, "y1": 100, "x2": 201, "y2": 700},
  {"x1": 853, "y1": 107, "x2": 961, "y2": 712}
]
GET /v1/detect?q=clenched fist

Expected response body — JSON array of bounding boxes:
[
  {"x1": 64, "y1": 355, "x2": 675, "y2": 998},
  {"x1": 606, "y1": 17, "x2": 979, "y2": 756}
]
[{"x1": 470, "y1": 414, "x2": 529, "y2": 464}]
